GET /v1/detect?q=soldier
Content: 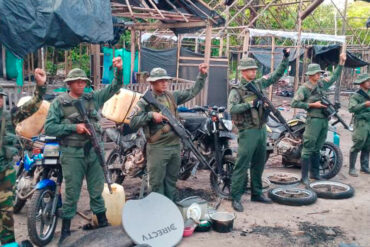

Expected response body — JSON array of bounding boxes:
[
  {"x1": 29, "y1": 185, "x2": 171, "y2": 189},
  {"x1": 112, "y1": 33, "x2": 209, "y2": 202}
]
[
  {"x1": 129, "y1": 64, "x2": 208, "y2": 201},
  {"x1": 228, "y1": 49, "x2": 290, "y2": 212},
  {"x1": 348, "y1": 73, "x2": 370, "y2": 177},
  {"x1": 291, "y1": 53, "x2": 346, "y2": 184},
  {"x1": 0, "y1": 69, "x2": 47, "y2": 245},
  {"x1": 44, "y1": 57, "x2": 123, "y2": 244}
]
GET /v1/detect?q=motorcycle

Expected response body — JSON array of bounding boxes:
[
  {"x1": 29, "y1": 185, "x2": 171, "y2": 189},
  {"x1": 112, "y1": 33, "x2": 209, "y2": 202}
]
[
  {"x1": 106, "y1": 105, "x2": 236, "y2": 199},
  {"x1": 266, "y1": 113, "x2": 343, "y2": 179},
  {"x1": 24, "y1": 136, "x2": 63, "y2": 246}
]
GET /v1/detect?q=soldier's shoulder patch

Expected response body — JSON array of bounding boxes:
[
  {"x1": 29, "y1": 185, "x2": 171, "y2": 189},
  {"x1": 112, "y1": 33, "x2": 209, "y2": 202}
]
[{"x1": 127, "y1": 104, "x2": 142, "y2": 120}]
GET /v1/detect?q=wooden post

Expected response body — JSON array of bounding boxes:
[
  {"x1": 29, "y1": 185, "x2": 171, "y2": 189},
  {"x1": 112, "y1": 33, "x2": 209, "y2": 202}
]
[
  {"x1": 41, "y1": 47, "x2": 45, "y2": 70},
  {"x1": 203, "y1": 23, "x2": 212, "y2": 105},
  {"x1": 79, "y1": 44, "x2": 83, "y2": 67},
  {"x1": 176, "y1": 35, "x2": 182, "y2": 82},
  {"x1": 219, "y1": 36, "x2": 224, "y2": 57},
  {"x1": 64, "y1": 50, "x2": 68, "y2": 75},
  {"x1": 138, "y1": 31, "x2": 142, "y2": 72},
  {"x1": 27, "y1": 54, "x2": 31, "y2": 84},
  {"x1": 195, "y1": 38, "x2": 199, "y2": 53},
  {"x1": 31, "y1": 52, "x2": 34, "y2": 73},
  {"x1": 268, "y1": 36, "x2": 275, "y2": 101},
  {"x1": 300, "y1": 47, "x2": 308, "y2": 85},
  {"x1": 130, "y1": 28, "x2": 136, "y2": 84},
  {"x1": 293, "y1": 0, "x2": 303, "y2": 115},
  {"x1": 2, "y1": 45, "x2": 6, "y2": 79},
  {"x1": 91, "y1": 44, "x2": 101, "y2": 89},
  {"x1": 242, "y1": 30, "x2": 250, "y2": 58}
]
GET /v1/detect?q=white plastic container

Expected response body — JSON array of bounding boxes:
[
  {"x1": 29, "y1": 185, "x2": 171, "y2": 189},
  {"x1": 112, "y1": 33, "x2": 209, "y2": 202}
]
[
  {"x1": 93, "y1": 183, "x2": 126, "y2": 226},
  {"x1": 102, "y1": 88, "x2": 142, "y2": 124},
  {"x1": 15, "y1": 96, "x2": 50, "y2": 138}
]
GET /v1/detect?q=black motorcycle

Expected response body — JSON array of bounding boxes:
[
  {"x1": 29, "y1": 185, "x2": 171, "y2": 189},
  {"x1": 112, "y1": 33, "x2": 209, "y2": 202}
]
[{"x1": 106, "y1": 106, "x2": 236, "y2": 199}]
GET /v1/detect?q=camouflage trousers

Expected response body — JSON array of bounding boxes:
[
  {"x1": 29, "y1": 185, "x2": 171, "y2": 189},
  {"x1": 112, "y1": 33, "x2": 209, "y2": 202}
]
[{"x1": 0, "y1": 167, "x2": 16, "y2": 244}]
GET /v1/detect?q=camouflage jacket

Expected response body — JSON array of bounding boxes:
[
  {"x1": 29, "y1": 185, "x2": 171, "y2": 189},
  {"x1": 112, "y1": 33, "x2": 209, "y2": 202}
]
[
  {"x1": 129, "y1": 73, "x2": 207, "y2": 146},
  {"x1": 0, "y1": 85, "x2": 47, "y2": 172},
  {"x1": 291, "y1": 65, "x2": 343, "y2": 118},
  {"x1": 228, "y1": 57, "x2": 289, "y2": 130},
  {"x1": 349, "y1": 89, "x2": 370, "y2": 122}
]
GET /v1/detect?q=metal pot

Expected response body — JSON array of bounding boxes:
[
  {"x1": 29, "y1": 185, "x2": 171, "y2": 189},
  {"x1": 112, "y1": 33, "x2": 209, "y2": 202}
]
[{"x1": 210, "y1": 212, "x2": 235, "y2": 233}]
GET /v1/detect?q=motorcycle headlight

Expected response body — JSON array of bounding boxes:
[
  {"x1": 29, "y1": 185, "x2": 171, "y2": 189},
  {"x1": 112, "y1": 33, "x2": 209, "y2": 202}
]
[
  {"x1": 43, "y1": 143, "x2": 60, "y2": 157},
  {"x1": 221, "y1": 119, "x2": 233, "y2": 131}
]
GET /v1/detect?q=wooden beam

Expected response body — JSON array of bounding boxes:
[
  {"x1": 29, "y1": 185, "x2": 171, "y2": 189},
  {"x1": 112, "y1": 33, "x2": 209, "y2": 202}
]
[
  {"x1": 130, "y1": 29, "x2": 136, "y2": 85},
  {"x1": 219, "y1": 36, "x2": 224, "y2": 57},
  {"x1": 242, "y1": 31, "x2": 250, "y2": 58},
  {"x1": 268, "y1": 36, "x2": 275, "y2": 101},
  {"x1": 2, "y1": 46, "x2": 6, "y2": 79},
  {"x1": 176, "y1": 35, "x2": 181, "y2": 81},
  {"x1": 164, "y1": 0, "x2": 188, "y2": 22},
  {"x1": 122, "y1": 21, "x2": 207, "y2": 31},
  {"x1": 293, "y1": 0, "x2": 303, "y2": 116},
  {"x1": 300, "y1": 0, "x2": 324, "y2": 20},
  {"x1": 203, "y1": 23, "x2": 212, "y2": 105},
  {"x1": 91, "y1": 44, "x2": 101, "y2": 89},
  {"x1": 147, "y1": 0, "x2": 165, "y2": 19},
  {"x1": 125, "y1": 0, "x2": 134, "y2": 17}
]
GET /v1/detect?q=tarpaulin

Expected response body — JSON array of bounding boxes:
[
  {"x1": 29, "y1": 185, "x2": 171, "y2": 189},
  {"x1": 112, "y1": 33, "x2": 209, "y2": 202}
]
[
  {"x1": 313, "y1": 45, "x2": 368, "y2": 68},
  {"x1": 140, "y1": 47, "x2": 178, "y2": 77},
  {"x1": 5, "y1": 50, "x2": 23, "y2": 86},
  {"x1": 0, "y1": 0, "x2": 114, "y2": 58}
]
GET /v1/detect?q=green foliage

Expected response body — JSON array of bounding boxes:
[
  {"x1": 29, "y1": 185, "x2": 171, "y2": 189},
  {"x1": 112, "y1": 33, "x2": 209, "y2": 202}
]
[
  {"x1": 46, "y1": 61, "x2": 57, "y2": 76},
  {"x1": 69, "y1": 47, "x2": 90, "y2": 77}
]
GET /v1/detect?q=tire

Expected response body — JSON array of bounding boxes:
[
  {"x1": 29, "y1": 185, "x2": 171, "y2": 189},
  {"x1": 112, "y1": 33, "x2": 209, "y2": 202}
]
[
  {"x1": 107, "y1": 150, "x2": 125, "y2": 184},
  {"x1": 267, "y1": 173, "x2": 300, "y2": 185},
  {"x1": 309, "y1": 181, "x2": 354, "y2": 199},
  {"x1": 210, "y1": 155, "x2": 235, "y2": 200},
  {"x1": 268, "y1": 187, "x2": 317, "y2": 206},
  {"x1": 319, "y1": 142, "x2": 343, "y2": 179},
  {"x1": 27, "y1": 188, "x2": 58, "y2": 246},
  {"x1": 13, "y1": 196, "x2": 27, "y2": 214}
]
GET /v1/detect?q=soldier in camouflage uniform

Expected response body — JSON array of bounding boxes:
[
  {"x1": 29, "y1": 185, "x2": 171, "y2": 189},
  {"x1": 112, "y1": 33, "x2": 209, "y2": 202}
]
[
  {"x1": 348, "y1": 73, "x2": 370, "y2": 177},
  {"x1": 0, "y1": 69, "x2": 46, "y2": 245},
  {"x1": 44, "y1": 57, "x2": 123, "y2": 244},
  {"x1": 291, "y1": 53, "x2": 346, "y2": 184},
  {"x1": 228, "y1": 49, "x2": 290, "y2": 212},
  {"x1": 129, "y1": 64, "x2": 208, "y2": 201}
]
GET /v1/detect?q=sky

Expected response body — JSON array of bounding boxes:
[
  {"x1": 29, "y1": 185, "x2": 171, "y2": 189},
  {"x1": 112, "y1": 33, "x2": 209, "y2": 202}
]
[{"x1": 323, "y1": 0, "x2": 354, "y2": 10}]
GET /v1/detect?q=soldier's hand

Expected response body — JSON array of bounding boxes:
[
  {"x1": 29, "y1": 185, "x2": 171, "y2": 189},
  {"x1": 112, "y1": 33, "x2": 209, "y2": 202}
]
[
  {"x1": 339, "y1": 52, "x2": 346, "y2": 66},
  {"x1": 152, "y1": 112, "x2": 169, "y2": 124},
  {"x1": 283, "y1": 48, "x2": 290, "y2": 58},
  {"x1": 199, "y1": 63, "x2": 208, "y2": 75},
  {"x1": 76, "y1": 123, "x2": 91, "y2": 135},
  {"x1": 365, "y1": 101, "x2": 370, "y2": 108},
  {"x1": 309, "y1": 101, "x2": 327, "y2": 109},
  {"x1": 34, "y1": 68, "x2": 46, "y2": 86},
  {"x1": 113, "y1": 57, "x2": 123, "y2": 70}
]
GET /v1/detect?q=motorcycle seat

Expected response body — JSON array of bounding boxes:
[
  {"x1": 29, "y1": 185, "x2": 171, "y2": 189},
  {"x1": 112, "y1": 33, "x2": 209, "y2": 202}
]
[{"x1": 181, "y1": 117, "x2": 207, "y2": 133}]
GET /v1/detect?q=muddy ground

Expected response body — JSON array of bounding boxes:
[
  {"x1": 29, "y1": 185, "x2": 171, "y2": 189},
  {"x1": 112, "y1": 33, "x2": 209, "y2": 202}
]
[{"x1": 13, "y1": 95, "x2": 370, "y2": 247}]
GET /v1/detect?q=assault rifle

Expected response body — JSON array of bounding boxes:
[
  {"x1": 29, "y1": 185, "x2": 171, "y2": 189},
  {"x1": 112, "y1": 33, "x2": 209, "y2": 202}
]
[
  {"x1": 244, "y1": 82, "x2": 295, "y2": 136},
  {"x1": 142, "y1": 90, "x2": 217, "y2": 176},
  {"x1": 74, "y1": 100, "x2": 113, "y2": 194},
  {"x1": 321, "y1": 95, "x2": 351, "y2": 131}
]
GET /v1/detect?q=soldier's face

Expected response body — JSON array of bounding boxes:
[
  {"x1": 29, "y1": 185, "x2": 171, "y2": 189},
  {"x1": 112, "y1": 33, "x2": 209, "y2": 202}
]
[
  {"x1": 68, "y1": 80, "x2": 87, "y2": 96},
  {"x1": 309, "y1": 73, "x2": 321, "y2": 82},
  {"x1": 0, "y1": 96, "x2": 3, "y2": 108},
  {"x1": 361, "y1": 80, "x2": 370, "y2": 90},
  {"x1": 242, "y1": 69, "x2": 257, "y2": 81},
  {"x1": 151, "y1": 79, "x2": 168, "y2": 94}
]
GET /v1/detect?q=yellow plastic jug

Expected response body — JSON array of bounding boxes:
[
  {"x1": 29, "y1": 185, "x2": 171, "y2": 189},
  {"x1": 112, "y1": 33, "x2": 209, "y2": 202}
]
[
  {"x1": 93, "y1": 183, "x2": 126, "y2": 226},
  {"x1": 15, "y1": 96, "x2": 50, "y2": 138},
  {"x1": 102, "y1": 88, "x2": 142, "y2": 124}
]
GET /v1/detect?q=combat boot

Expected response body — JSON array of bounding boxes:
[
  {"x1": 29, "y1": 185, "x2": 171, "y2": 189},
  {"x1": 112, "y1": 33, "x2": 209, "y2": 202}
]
[
  {"x1": 58, "y1": 219, "x2": 71, "y2": 245},
  {"x1": 232, "y1": 200, "x2": 244, "y2": 212},
  {"x1": 300, "y1": 157, "x2": 310, "y2": 185},
  {"x1": 349, "y1": 151, "x2": 359, "y2": 177},
  {"x1": 360, "y1": 151, "x2": 370, "y2": 174},
  {"x1": 96, "y1": 211, "x2": 109, "y2": 228},
  {"x1": 310, "y1": 153, "x2": 322, "y2": 180}
]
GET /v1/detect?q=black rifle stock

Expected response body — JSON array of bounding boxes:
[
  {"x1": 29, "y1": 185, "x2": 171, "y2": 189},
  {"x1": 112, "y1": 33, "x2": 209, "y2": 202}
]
[
  {"x1": 244, "y1": 82, "x2": 295, "y2": 136},
  {"x1": 321, "y1": 96, "x2": 351, "y2": 130},
  {"x1": 73, "y1": 100, "x2": 113, "y2": 194},
  {"x1": 142, "y1": 90, "x2": 217, "y2": 176}
]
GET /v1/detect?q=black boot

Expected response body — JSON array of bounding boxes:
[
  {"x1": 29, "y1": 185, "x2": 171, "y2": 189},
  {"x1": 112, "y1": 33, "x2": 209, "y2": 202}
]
[
  {"x1": 300, "y1": 157, "x2": 310, "y2": 185},
  {"x1": 310, "y1": 153, "x2": 322, "y2": 180},
  {"x1": 360, "y1": 151, "x2": 370, "y2": 174},
  {"x1": 19, "y1": 240, "x2": 33, "y2": 247},
  {"x1": 58, "y1": 219, "x2": 71, "y2": 245},
  {"x1": 96, "y1": 211, "x2": 109, "y2": 228},
  {"x1": 251, "y1": 194, "x2": 272, "y2": 204},
  {"x1": 232, "y1": 200, "x2": 244, "y2": 212},
  {"x1": 349, "y1": 151, "x2": 359, "y2": 177}
]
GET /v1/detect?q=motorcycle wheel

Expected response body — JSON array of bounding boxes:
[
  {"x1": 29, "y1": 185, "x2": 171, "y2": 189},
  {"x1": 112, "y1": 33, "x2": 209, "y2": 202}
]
[
  {"x1": 13, "y1": 195, "x2": 27, "y2": 214},
  {"x1": 107, "y1": 150, "x2": 125, "y2": 184},
  {"x1": 268, "y1": 187, "x2": 317, "y2": 206},
  {"x1": 27, "y1": 188, "x2": 58, "y2": 246},
  {"x1": 309, "y1": 181, "x2": 354, "y2": 199},
  {"x1": 319, "y1": 142, "x2": 343, "y2": 179},
  {"x1": 210, "y1": 155, "x2": 235, "y2": 200}
]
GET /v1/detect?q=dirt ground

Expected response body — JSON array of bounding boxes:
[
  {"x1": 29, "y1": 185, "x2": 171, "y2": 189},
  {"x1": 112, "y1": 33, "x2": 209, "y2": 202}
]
[{"x1": 13, "y1": 95, "x2": 370, "y2": 247}]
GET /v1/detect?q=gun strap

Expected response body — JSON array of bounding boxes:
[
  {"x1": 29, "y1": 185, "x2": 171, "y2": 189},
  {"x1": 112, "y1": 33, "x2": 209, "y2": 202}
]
[
  {"x1": 356, "y1": 89, "x2": 370, "y2": 100},
  {"x1": 147, "y1": 124, "x2": 171, "y2": 143}
]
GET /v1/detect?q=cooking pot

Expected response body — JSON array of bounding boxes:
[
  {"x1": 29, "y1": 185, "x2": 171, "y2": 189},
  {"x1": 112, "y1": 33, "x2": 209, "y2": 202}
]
[{"x1": 210, "y1": 212, "x2": 235, "y2": 233}]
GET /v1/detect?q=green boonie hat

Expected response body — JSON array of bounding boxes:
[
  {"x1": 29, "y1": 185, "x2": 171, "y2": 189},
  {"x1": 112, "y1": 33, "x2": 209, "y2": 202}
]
[
  {"x1": 64, "y1": 68, "x2": 91, "y2": 84},
  {"x1": 354, "y1": 73, "x2": 370, "y2": 85},
  {"x1": 147, "y1": 68, "x2": 172, "y2": 82},
  {"x1": 305, "y1": 63, "x2": 324, "y2": 76},
  {"x1": 238, "y1": 58, "x2": 258, "y2": 71},
  {"x1": 0, "y1": 86, "x2": 7, "y2": 96}
]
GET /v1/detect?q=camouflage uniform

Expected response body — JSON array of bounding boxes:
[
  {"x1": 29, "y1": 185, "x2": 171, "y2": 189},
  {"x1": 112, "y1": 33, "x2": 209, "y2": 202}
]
[
  {"x1": 129, "y1": 68, "x2": 207, "y2": 201},
  {"x1": 291, "y1": 63, "x2": 342, "y2": 181},
  {"x1": 44, "y1": 68, "x2": 122, "y2": 220},
  {"x1": 228, "y1": 57, "x2": 289, "y2": 203},
  {"x1": 0, "y1": 85, "x2": 46, "y2": 244},
  {"x1": 348, "y1": 74, "x2": 370, "y2": 176}
]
